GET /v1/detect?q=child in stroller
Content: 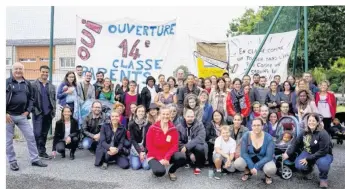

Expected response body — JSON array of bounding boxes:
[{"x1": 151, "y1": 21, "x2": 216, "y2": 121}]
[
  {"x1": 330, "y1": 118, "x2": 345, "y2": 145},
  {"x1": 274, "y1": 116, "x2": 299, "y2": 180},
  {"x1": 278, "y1": 132, "x2": 293, "y2": 146}
]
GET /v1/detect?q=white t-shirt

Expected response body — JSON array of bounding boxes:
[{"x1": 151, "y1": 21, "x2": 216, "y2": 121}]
[
  {"x1": 64, "y1": 122, "x2": 71, "y2": 139},
  {"x1": 318, "y1": 95, "x2": 332, "y2": 118},
  {"x1": 213, "y1": 136, "x2": 236, "y2": 154},
  {"x1": 147, "y1": 85, "x2": 157, "y2": 103}
]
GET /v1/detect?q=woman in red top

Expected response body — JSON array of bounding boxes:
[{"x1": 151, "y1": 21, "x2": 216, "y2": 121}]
[
  {"x1": 120, "y1": 80, "x2": 141, "y2": 119},
  {"x1": 146, "y1": 106, "x2": 186, "y2": 181},
  {"x1": 226, "y1": 78, "x2": 251, "y2": 123},
  {"x1": 315, "y1": 80, "x2": 337, "y2": 134}
]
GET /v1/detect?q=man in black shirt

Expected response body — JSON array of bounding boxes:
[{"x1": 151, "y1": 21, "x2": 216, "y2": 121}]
[{"x1": 6, "y1": 62, "x2": 48, "y2": 171}]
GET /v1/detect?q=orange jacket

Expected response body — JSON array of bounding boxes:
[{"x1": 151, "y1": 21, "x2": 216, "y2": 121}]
[{"x1": 226, "y1": 92, "x2": 251, "y2": 118}]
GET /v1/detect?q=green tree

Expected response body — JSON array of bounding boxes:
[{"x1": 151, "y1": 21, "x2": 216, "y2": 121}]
[{"x1": 329, "y1": 58, "x2": 345, "y2": 96}]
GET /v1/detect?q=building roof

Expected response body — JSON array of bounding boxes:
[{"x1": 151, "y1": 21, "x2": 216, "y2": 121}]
[{"x1": 6, "y1": 38, "x2": 76, "y2": 46}]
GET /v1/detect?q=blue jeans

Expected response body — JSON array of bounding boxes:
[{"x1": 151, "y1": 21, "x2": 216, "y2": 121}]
[
  {"x1": 295, "y1": 151, "x2": 333, "y2": 180},
  {"x1": 130, "y1": 155, "x2": 150, "y2": 170},
  {"x1": 6, "y1": 115, "x2": 40, "y2": 164},
  {"x1": 82, "y1": 137, "x2": 98, "y2": 151}
]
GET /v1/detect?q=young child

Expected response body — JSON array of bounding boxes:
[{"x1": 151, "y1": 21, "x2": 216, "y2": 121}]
[
  {"x1": 212, "y1": 126, "x2": 236, "y2": 180},
  {"x1": 278, "y1": 131, "x2": 293, "y2": 146},
  {"x1": 331, "y1": 118, "x2": 345, "y2": 144}
]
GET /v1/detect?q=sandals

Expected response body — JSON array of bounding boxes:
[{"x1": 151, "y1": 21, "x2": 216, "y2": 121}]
[
  {"x1": 168, "y1": 173, "x2": 177, "y2": 181},
  {"x1": 241, "y1": 172, "x2": 252, "y2": 181},
  {"x1": 265, "y1": 175, "x2": 272, "y2": 185}
]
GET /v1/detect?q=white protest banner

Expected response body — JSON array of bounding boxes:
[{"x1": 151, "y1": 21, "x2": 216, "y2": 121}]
[
  {"x1": 76, "y1": 17, "x2": 176, "y2": 85},
  {"x1": 228, "y1": 30, "x2": 297, "y2": 83}
]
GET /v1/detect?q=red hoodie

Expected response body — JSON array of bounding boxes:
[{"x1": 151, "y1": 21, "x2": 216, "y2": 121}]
[
  {"x1": 315, "y1": 91, "x2": 336, "y2": 119},
  {"x1": 146, "y1": 120, "x2": 179, "y2": 161}
]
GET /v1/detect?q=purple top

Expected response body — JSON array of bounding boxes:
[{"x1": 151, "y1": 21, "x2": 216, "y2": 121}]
[{"x1": 125, "y1": 93, "x2": 137, "y2": 118}]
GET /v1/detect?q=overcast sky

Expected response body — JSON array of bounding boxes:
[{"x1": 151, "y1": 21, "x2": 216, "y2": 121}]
[
  {"x1": 6, "y1": 6, "x2": 258, "y2": 40},
  {"x1": 6, "y1": 6, "x2": 258, "y2": 74}
]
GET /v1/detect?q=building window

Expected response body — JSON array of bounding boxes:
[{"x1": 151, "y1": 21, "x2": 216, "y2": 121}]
[
  {"x1": 40, "y1": 58, "x2": 49, "y2": 62},
  {"x1": 60, "y1": 57, "x2": 75, "y2": 69},
  {"x1": 19, "y1": 58, "x2": 36, "y2": 62},
  {"x1": 6, "y1": 58, "x2": 11, "y2": 66}
]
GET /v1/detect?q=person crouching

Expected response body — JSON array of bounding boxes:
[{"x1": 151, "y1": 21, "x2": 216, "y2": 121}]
[
  {"x1": 52, "y1": 106, "x2": 79, "y2": 160},
  {"x1": 213, "y1": 125, "x2": 237, "y2": 180},
  {"x1": 94, "y1": 111, "x2": 129, "y2": 170}
]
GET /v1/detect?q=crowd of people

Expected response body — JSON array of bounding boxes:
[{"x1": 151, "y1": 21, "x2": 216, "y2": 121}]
[{"x1": 6, "y1": 62, "x2": 342, "y2": 188}]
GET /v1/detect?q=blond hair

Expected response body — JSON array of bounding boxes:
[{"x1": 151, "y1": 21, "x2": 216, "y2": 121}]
[{"x1": 220, "y1": 125, "x2": 230, "y2": 133}]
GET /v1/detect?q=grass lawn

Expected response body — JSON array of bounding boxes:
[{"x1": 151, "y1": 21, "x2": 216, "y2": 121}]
[{"x1": 337, "y1": 105, "x2": 345, "y2": 113}]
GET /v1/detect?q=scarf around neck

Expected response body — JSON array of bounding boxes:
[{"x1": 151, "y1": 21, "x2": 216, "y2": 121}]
[
  {"x1": 231, "y1": 88, "x2": 246, "y2": 113},
  {"x1": 134, "y1": 116, "x2": 148, "y2": 129}
]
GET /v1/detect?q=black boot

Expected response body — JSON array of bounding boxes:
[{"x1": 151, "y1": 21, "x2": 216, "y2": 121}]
[
  {"x1": 69, "y1": 150, "x2": 75, "y2": 160},
  {"x1": 61, "y1": 151, "x2": 66, "y2": 158}
]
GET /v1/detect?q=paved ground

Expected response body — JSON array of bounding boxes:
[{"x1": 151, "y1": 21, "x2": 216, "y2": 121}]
[{"x1": 6, "y1": 140, "x2": 345, "y2": 189}]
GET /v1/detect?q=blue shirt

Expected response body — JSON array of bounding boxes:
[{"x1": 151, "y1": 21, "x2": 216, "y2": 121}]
[
  {"x1": 240, "y1": 132, "x2": 275, "y2": 170},
  {"x1": 40, "y1": 81, "x2": 51, "y2": 115}
]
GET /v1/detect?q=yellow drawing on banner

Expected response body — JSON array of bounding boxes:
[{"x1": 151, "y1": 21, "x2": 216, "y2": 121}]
[{"x1": 197, "y1": 57, "x2": 226, "y2": 78}]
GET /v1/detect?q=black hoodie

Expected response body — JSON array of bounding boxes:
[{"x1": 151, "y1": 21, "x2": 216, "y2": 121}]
[{"x1": 287, "y1": 129, "x2": 332, "y2": 162}]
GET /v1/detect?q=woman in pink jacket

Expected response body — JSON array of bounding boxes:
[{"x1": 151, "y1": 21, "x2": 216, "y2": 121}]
[{"x1": 315, "y1": 81, "x2": 336, "y2": 134}]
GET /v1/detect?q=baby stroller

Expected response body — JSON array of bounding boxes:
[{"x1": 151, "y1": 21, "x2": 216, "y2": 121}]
[
  {"x1": 331, "y1": 112, "x2": 345, "y2": 145},
  {"x1": 274, "y1": 115, "x2": 300, "y2": 180}
]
